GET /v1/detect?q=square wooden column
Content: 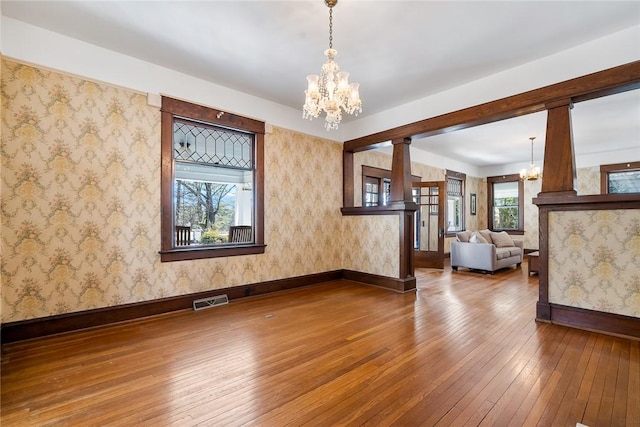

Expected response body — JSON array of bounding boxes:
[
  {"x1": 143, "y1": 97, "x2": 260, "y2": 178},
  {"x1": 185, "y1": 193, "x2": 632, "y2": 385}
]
[
  {"x1": 390, "y1": 138, "x2": 418, "y2": 285},
  {"x1": 540, "y1": 99, "x2": 577, "y2": 196},
  {"x1": 390, "y1": 138, "x2": 416, "y2": 205},
  {"x1": 536, "y1": 99, "x2": 577, "y2": 321}
]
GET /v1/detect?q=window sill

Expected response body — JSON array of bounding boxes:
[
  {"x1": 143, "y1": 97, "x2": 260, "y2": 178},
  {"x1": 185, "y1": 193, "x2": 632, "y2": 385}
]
[
  {"x1": 160, "y1": 244, "x2": 266, "y2": 262},
  {"x1": 493, "y1": 230, "x2": 525, "y2": 235}
]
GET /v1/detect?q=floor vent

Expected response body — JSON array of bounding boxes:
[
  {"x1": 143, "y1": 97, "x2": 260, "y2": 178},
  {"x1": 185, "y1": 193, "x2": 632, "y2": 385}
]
[{"x1": 193, "y1": 294, "x2": 229, "y2": 311}]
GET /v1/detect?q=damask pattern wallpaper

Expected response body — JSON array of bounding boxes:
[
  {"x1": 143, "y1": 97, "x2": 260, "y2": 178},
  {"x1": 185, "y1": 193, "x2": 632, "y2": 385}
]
[
  {"x1": 342, "y1": 215, "x2": 399, "y2": 277},
  {"x1": 522, "y1": 179, "x2": 542, "y2": 250},
  {"x1": 548, "y1": 209, "x2": 640, "y2": 317},
  {"x1": 577, "y1": 166, "x2": 600, "y2": 195},
  {"x1": 0, "y1": 60, "x2": 347, "y2": 323}
]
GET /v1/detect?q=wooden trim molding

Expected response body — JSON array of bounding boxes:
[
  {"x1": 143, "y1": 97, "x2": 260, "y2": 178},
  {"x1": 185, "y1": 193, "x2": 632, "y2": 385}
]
[
  {"x1": 445, "y1": 169, "x2": 467, "y2": 235},
  {"x1": 159, "y1": 97, "x2": 266, "y2": 262},
  {"x1": 486, "y1": 174, "x2": 525, "y2": 231},
  {"x1": 600, "y1": 161, "x2": 640, "y2": 194},
  {"x1": 1, "y1": 269, "x2": 418, "y2": 344},
  {"x1": 545, "y1": 304, "x2": 640, "y2": 340},
  {"x1": 343, "y1": 270, "x2": 416, "y2": 293},
  {"x1": 1, "y1": 271, "x2": 341, "y2": 344}
]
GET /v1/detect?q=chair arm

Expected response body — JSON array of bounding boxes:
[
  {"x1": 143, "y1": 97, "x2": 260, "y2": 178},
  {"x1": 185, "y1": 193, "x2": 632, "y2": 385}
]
[{"x1": 512, "y1": 239, "x2": 524, "y2": 258}]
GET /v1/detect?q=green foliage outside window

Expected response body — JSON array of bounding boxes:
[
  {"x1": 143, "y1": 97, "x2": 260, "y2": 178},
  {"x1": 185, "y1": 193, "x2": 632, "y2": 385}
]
[
  {"x1": 175, "y1": 180, "x2": 236, "y2": 243},
  {"x1": 494, "y1": 197, "x2": 518, "y2": 230}
]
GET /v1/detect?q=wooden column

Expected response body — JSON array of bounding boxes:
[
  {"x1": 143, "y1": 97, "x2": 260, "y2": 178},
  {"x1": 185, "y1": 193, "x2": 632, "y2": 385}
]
[
  {"x1": 540, "y1": 99, "x2": 577, "y2": 196},
  {"x1": 390, "y1": 137, "x2": 414, "y2": 205},
  {"x1": 343, "y1": 151, "x2": 354, "y2": 208},
  {"x1": 389, "y1": 137, "x2": 417, "y2": 288}
]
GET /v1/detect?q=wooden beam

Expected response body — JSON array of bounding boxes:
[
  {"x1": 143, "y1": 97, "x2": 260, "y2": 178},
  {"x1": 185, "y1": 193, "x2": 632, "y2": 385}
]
[{"x1": 344, "y1": 61, "x2": 640, "y2": 152}]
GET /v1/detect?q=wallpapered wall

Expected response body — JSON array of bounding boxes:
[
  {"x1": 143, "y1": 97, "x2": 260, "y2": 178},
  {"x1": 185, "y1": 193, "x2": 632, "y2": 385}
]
[
  {"x1": 577, "y1": 166, "x2": 601, "y2": 195},
  {"x1": 523, "y1": 178, "x2": 542, "y2": 250},
  {"x1": 342, "y1": 216, "x2": 399, "y2": 277},
  {"x1": 548, "y1": 209, "x2": 640, "y2": 317},
  {"x1": 1, "y1": 59, "x2": 355, "y2": 323}
]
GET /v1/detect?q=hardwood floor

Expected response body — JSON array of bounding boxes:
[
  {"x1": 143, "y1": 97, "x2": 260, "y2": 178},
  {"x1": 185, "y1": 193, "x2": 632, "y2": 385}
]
[{"x1": 2, "y1": 264, "x2": 639, "y2": 426}]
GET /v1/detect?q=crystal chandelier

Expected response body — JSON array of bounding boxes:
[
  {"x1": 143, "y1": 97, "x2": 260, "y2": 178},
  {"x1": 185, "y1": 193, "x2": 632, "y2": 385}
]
[
  {"x1": 303, "y1": 0, "x2": 362, "y2": 131},
  {"x1": 520, "y1": 137, "x2": 541, "y2": 181}
]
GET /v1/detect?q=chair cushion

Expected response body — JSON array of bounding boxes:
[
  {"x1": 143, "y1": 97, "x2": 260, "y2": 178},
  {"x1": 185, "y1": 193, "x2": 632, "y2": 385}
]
[{"x1": 491, "y1": 231, "x2": 515, "y2": 248}]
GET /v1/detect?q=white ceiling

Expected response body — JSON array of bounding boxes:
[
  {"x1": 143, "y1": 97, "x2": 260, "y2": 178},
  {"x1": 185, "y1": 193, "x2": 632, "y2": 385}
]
[{"x1": 3, "y1": 0, "x2": 640, "y2": 169}]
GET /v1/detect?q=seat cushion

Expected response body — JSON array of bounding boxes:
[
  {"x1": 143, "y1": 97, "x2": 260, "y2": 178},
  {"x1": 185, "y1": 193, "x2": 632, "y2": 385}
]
[
  {"x1": 508, "y1": 247, "x2": 522, "y2": 257},
  {"x1": 495, "y1": 247, "x2": 513, "y2": 260}
]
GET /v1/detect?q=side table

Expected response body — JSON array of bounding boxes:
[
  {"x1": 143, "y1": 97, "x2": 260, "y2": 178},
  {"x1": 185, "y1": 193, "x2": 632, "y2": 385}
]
[{"x1": 528, "y1": 251, "x2": 539, "y2": 275}]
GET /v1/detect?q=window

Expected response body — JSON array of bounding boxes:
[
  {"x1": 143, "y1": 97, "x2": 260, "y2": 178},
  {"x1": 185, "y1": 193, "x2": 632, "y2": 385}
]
[
  {"x1": 600, "y1": 162, "x2": 640, "y2": 194},
  {"x1": 364, "y1": 176, "x2": 380, "y2": 206},
  {"x1": 361, "y1": 165, "x2": 418, "y2": 207},
  {"x1": 487, "y1": 174, "x2": 524, "y2": 231},
  {"x1": 362, "y1": 166, "x2": 392, "y2": 207},
  {"x1": 446, "y1": 170, "x2": 465, "y2": 233},
  {"x1": 160, "y1": 97, "x2": 265, "y2": 262}
]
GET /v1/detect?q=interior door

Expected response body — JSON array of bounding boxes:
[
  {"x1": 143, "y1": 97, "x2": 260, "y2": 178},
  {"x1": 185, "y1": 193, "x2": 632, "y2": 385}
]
[{"x1": 413, "y1": 181, "x2": 445, "y2": 269}]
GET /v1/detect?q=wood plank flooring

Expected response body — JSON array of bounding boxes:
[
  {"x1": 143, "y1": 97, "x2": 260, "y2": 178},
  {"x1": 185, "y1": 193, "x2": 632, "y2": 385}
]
[{"x1": 2, "y1": 264, "x2": 639, "y2": 426}]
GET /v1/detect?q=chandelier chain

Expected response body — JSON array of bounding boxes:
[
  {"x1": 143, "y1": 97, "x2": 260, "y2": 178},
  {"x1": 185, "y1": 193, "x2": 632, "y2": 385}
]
[
  {"x1": 328, "y1": 6, "x2": 333, "y2": 49},
  {"x1": 529, "y1": 137, "x2": 536, "y2": 164}
]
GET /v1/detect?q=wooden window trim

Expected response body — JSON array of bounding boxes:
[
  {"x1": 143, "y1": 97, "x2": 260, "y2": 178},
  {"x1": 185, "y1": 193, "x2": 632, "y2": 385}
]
[
  {"x1": 445, "y1": 170, "x2": 466, "y2": 236},
  {"x1": 159, "y1": 97, "x2": 265, "y2": 262},
  {"x1": 600, "y1": 161, "x2": 640, "y2": 194},
  {"x1": 487, "y1": 174, "x2": 524, "y2": 232}
]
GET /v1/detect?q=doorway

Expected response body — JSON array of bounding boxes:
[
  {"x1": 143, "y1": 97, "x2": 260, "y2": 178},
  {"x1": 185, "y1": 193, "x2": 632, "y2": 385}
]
[{"x1": 413, "y1": 181, "x2": 445, "y2": 269}]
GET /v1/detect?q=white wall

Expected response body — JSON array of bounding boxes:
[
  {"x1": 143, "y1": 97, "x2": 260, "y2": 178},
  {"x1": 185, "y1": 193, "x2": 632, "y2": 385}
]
[
  {"x1": 340, "y1": 26, "x2": 640, "y2": 142},
  {"x1": 3, "y1": 16, "x2": 638, "y2": 149}
]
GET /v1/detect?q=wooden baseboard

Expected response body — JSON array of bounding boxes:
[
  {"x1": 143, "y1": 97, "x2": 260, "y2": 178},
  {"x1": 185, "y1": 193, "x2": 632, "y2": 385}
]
[
  {"x1": 343, "y1": 270, "x2": 416, "y2": 293},
  {"x1": 548, "y1": 303, "x2": 640, "y2": 340},
  {"x1": 536, "y1": 301, "x2": 551, "y2": 321},
  {"x1": 1, "y1": 270, "x2": 343, "y2": 344}
]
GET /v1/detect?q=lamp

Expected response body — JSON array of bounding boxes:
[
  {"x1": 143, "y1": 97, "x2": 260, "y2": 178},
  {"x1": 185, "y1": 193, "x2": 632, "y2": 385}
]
[
  {"x1": 520, "y1": 137, "x2": 541, "y2": 181},
  {"x1": 303, "y1": 0, "x2": 362, "y2": 131}
]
